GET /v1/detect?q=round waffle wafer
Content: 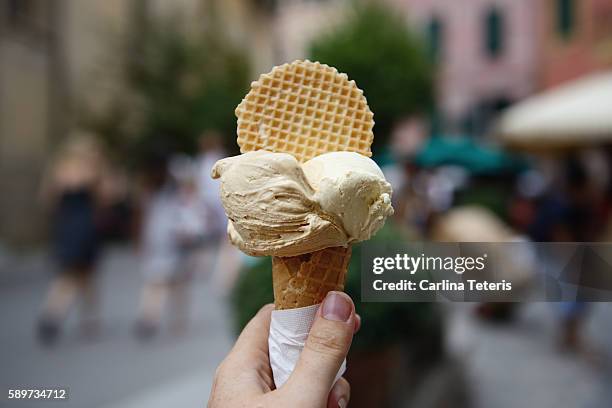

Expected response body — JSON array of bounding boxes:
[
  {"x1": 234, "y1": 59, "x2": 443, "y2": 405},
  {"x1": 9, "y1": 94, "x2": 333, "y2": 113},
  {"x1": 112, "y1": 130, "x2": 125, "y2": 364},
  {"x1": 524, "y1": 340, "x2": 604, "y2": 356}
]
[{"x1": 235, "y1": 60, "x2": 374, "y2": 163}]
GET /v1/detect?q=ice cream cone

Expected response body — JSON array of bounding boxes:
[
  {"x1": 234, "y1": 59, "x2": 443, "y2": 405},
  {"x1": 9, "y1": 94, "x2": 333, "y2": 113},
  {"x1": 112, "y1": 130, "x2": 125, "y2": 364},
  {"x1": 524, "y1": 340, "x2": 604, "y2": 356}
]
[
  {"x1": 272, "y1": 246, "x2": 352, "y2": 310},
  {"x1": 235, "y1": 60, "x2": 374, "y2": 309}
]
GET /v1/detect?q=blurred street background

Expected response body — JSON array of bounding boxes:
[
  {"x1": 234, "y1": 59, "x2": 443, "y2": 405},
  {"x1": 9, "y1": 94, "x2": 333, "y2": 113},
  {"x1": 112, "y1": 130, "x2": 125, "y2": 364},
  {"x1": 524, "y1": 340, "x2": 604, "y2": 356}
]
[{"x1": 1, "y1": 0, "x2": 612, "y2": 407}]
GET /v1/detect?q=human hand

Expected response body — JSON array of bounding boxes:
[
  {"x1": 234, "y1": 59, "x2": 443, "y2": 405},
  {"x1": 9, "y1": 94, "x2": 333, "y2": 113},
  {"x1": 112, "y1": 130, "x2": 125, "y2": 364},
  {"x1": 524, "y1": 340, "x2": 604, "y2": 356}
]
[{"x1": 208, "y1": 291, "x2": 360, "y2": 408}]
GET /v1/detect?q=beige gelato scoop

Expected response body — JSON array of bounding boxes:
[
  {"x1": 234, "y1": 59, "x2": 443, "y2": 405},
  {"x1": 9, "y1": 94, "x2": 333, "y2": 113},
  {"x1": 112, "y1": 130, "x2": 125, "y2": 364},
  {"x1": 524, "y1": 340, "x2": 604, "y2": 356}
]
[{"x1": 211, "y1": 150, "x2": 393, "y2": 257}]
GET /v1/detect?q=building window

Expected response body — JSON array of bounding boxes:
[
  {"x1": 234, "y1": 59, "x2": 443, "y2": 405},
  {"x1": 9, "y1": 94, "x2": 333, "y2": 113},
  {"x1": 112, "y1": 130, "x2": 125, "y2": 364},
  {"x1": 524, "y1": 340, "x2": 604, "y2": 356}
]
[
  {"x1": 556, "y1": 0, "x2": 575, "y2": 39},
  {"x1": 426, "y1": 16, "x2": 443, "y2": 63},
  {"x1": 483, "y1": 7, "x2": 505, "y2": 59}
]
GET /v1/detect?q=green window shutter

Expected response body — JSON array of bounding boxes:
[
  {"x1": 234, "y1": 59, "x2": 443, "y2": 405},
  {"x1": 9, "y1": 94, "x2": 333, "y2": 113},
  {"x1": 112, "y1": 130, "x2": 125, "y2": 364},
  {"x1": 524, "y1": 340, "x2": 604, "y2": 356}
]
[
  {"x1": 484, "y1": 8, "x2": 504, "y2": 58},
  {"x1": 556, "y1": 0, "x2": 575, "y2": 40}
]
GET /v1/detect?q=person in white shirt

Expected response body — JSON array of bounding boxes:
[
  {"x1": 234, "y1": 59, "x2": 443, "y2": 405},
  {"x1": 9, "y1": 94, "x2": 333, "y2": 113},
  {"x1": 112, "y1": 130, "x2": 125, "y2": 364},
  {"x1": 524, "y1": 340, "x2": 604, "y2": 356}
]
[{"x1": 196, "y1": 131, "x2": 244, "y2": 293}]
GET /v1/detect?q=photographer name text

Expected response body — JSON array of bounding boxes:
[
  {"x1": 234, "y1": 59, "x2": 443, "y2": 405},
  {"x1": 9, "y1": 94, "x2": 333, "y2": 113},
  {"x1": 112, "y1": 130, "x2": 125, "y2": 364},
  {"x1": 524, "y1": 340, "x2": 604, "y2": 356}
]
[{"x1": 371, "y1": 254, "x2": 512, "y2": 292}]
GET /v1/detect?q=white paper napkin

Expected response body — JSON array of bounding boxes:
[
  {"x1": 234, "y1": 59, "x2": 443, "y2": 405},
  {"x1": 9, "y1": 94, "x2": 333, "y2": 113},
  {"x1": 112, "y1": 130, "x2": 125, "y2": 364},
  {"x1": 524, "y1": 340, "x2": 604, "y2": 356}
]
[{"x1": 268, "y1": 304, "x2": 346, "y2": 388}]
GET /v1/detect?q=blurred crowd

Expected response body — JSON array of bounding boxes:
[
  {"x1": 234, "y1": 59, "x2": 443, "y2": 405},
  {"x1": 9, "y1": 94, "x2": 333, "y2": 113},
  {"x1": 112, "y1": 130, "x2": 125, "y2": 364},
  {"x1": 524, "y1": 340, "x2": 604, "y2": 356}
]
[
  {"x1": 387, "y1": 125, "x2": 612, "y2": 354},
  {"x1": 35, "y1": 131, "x2": 243, "y2": 345},
  {"x1": 34, "y1": 116, "x2": 612, "y2": 359}
]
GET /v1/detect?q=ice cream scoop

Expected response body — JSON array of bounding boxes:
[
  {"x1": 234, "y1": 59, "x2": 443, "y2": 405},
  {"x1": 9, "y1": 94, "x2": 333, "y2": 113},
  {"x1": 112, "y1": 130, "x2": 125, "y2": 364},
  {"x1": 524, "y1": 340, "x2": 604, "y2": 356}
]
[
  {"x1": 302, "y1": 151, "x2": 393, "y2": 242},
  {"x1": 211, "y1": 150, "x2": 393, "y2": 257}
]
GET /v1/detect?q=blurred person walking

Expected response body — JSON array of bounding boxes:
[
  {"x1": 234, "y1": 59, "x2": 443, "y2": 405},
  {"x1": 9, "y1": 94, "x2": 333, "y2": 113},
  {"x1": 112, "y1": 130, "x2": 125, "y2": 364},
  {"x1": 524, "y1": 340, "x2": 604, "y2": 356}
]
[
  {"x1": 135, "y1": 154, "x2": 205, "y2": 339},
  {"x1": 529, "y1": 157, "x2": 601, "y2": 353},
  {"x1": 37, "y1": 134, "x2": 108, "y2": 345},
  {"x1": 196, "y1": 131, "x2": 243, "y2": 293}
]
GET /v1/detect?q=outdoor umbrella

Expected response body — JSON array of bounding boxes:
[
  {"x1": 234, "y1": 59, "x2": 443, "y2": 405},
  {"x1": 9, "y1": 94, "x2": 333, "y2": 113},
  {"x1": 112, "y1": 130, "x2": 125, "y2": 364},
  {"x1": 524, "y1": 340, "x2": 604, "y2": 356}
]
[
  {"x1": 414, "y1": 135, "x2": 525, "y2": 175},
  {"x1": 496, "y1": 71, "x2": 612, "y2": 149}
]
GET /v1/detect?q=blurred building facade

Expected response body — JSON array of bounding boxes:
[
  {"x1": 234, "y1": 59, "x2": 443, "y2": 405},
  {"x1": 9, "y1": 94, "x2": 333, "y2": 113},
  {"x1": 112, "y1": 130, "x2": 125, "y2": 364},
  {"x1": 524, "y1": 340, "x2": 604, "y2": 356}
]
[
  {"x1": 0, "y1": 0, "x2": 132, "y2": 245},
  {"x1": 273, "y1": 0, "x2": 541, "y2": 136},
  {"x1": 2, "y1": 0, "x2": 610, "y2": 246},
  {"x1": 273, "y1": 0, "x2": 612, "y2": 132},
  {"x1": 0, "y1": 0, "x2": 273, "y2": 246},
  {"x1": 393, "y1": 0, "x2": 539, "y2": 136},
  {"x1": 537, "y1": 0, "x2": 612, "y2": 88},
  {"x1": 0, "y1": 0, "x2": 53, "y2": 245}
]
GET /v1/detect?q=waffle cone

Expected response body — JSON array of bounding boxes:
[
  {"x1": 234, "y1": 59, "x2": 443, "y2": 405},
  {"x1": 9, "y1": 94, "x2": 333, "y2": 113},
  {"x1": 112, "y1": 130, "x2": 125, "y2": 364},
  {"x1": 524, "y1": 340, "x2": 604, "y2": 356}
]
[
  {"x1": 272, "y1": 246, "x2": 352, "y2": 310},
  {"x1": 236, "y1": 60, "x2": 372, "y2": 309}
]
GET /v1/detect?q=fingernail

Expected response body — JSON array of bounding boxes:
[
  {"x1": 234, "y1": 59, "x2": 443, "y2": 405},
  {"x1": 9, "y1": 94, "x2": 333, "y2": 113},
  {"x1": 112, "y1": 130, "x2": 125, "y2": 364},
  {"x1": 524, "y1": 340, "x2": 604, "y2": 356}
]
[
  {"x1": 338, "y1": 398, "x2": 347, "y2": 408},
  {"x1": 322, "y1": 292, "x2": 352, "y2": 322}
]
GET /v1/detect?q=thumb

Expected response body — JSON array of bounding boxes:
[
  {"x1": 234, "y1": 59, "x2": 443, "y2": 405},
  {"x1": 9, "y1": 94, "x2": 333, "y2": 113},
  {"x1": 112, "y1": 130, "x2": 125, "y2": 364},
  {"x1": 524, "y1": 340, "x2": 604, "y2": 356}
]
[{"x1": 284, "y1": 291, "x2": 355, "y2": 404}]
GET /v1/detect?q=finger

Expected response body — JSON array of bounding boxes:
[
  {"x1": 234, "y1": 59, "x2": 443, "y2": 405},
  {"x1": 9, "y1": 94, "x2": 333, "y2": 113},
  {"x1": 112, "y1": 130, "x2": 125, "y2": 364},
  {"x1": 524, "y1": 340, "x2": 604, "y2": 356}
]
[
  {"x1": 285, "y1": 291, "x2": 355, "y2": 403},
  {"x1": 354, "y1": 314, "x2": 361, "y2": 333},
  {"x1": 327, "y1": 377, "x2": 350, "y2": 408}
]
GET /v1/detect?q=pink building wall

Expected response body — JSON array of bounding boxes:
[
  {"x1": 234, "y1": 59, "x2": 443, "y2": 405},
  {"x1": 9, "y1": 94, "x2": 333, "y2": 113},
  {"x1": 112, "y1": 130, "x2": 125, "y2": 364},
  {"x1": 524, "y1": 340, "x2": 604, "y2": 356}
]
[
  {"x1": 538, "y1": 0, "x2": 612, "y2": 89},
  {"x1": 392, "y1": 0, "x2": 539, "y2": 133}
]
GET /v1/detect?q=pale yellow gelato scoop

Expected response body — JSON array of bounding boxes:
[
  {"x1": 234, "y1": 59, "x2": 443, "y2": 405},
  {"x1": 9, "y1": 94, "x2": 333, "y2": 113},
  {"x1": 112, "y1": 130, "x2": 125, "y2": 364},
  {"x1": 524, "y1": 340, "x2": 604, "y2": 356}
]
[{"x1": 211, "y1": 150, "x2": 393, "y2": 257}]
